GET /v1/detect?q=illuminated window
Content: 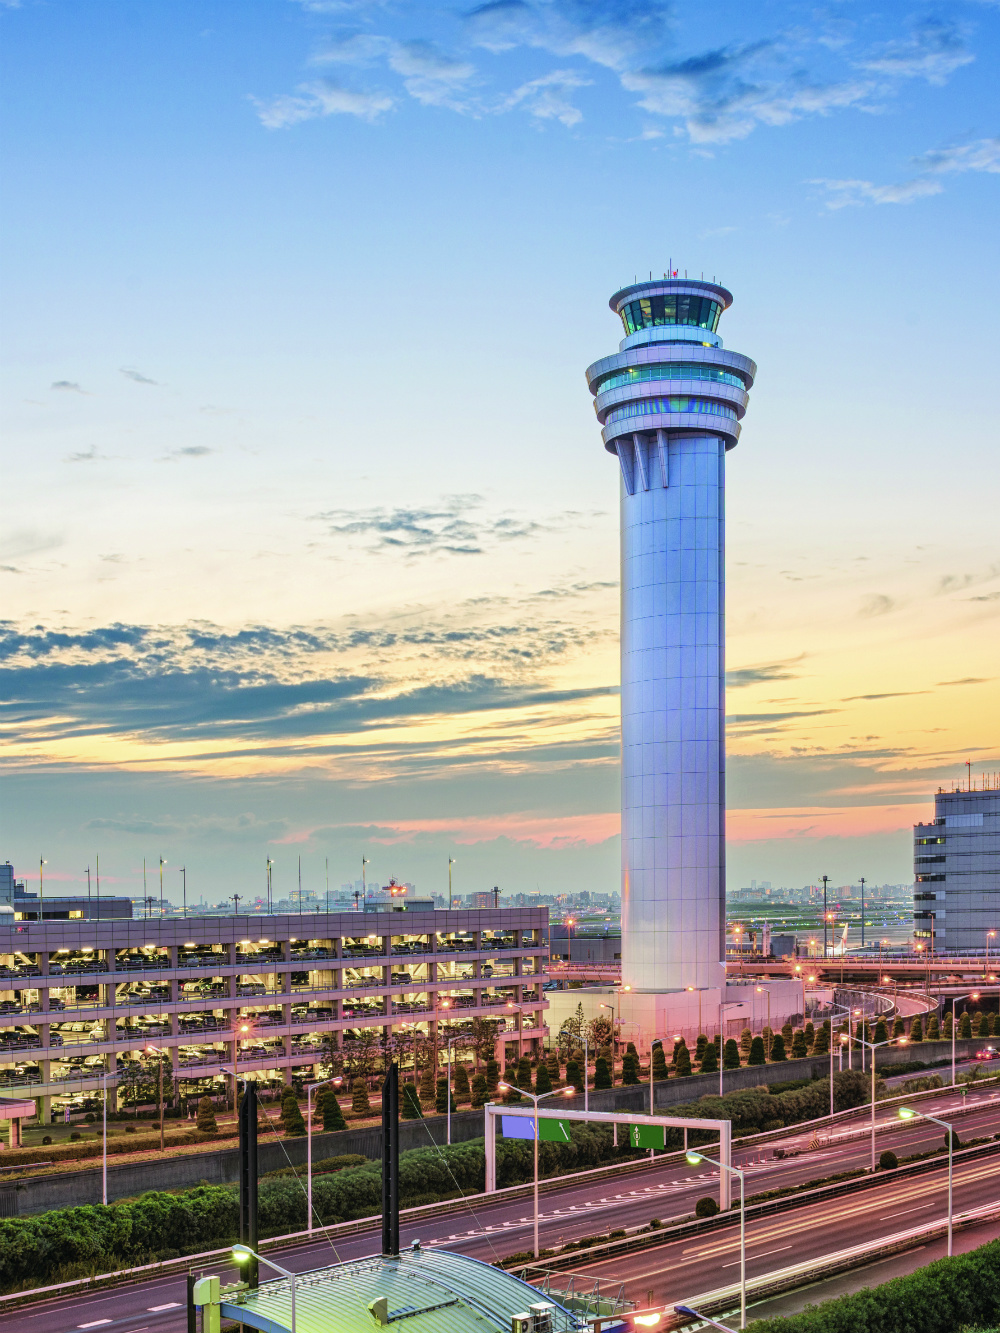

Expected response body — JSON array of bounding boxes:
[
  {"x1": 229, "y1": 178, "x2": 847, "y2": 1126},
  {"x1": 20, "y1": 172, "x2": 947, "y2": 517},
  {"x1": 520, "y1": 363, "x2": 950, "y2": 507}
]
[
  {"x1": 605, "y1": 396, "x2": 737, "y2": 425},
  {"x1": 595, "y1": 363, "x2": 745, "y2": 394},
  {"x1": 620, "y1": 295, "x2": 722, "y2": 335}
]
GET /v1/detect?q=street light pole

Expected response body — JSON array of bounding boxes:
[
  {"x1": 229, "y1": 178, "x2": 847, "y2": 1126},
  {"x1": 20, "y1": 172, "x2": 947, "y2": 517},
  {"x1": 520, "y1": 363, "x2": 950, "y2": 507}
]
[
  {"x1": 898, "y1": 1107, "x2": 954, "y2": 1255},
  {"x1": 448, "y1": 858, "x2": 455, "y2": 904},
  {"x1": 687, "y1": 1152, "x2": 746, "y2": 1329},
  {"x1": 856, "y1": 1035, "x2": 907, "y2": 1171},
  {"x1": 496, "y1": 1083, "x2": 574, "y2": 1258},
  {"x1": 827, "y1": 1004, "x2": 851, "y2": 1118},
  {"x1": 233, "y1": 1246, "x2": 296, "y2": 1332},
  {"x1": 362, "y1": 857, "x2": 369, "y2": 912},
  {"x1": 821, "y1": 874, "x2": 829, "y2": 958},
  {"x1": 180, "y1": 866, "x2": 187, "y2": 918},
  {"x1": 306, "y1": 1075, "x2": 343, "y2": 1233},
  {"x1": 719, "y1": 1002, "x2": 743, "y2": 1098},
  {"x1": 860, "y1": 877, "x2": 866, "y2": 949}
]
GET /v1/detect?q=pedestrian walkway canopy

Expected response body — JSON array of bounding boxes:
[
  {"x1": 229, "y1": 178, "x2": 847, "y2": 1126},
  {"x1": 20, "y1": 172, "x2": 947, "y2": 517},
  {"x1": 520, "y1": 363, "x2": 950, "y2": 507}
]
[{"x1": 221, "y1": 1245, "x2": 584, "y2": 1333}]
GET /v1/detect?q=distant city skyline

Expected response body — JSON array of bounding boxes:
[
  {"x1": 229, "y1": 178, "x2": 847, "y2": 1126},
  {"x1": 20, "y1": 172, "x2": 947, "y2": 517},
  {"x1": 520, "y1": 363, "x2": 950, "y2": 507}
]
[{"x1": 2, "y1": 1, "x2": 998, "y2": 900}]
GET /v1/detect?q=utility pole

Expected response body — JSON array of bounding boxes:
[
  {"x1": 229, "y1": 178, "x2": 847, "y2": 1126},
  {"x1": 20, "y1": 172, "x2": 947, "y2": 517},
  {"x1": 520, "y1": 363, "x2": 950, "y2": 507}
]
[
  {"x1": 860, "y1": 876, "x2": 865, "y2": 949},
  {"x1": 180, "y1": 866, "x2": 187, "y2": 918},
  {"x1": 362, "y1": 857, "x2": 369, "y2": 913},
  {"x1": 40, "y1": 857, "x2": 46, "y2": 919},
  {"x1": 821, "y1": 874, "x2": 830, "y2": 958},
  {"x1": 448, "y1": 857, "x2": 455, "y2": 904},
  {"x1": 231, "y1": 893, "x2": 242, "y2": 915},
  {"x1": 86, "y1": 866, "x2": 91, "y2": 915},
  {"x1": 266, "y1": 858, "x2": 273, "y2": 913}
]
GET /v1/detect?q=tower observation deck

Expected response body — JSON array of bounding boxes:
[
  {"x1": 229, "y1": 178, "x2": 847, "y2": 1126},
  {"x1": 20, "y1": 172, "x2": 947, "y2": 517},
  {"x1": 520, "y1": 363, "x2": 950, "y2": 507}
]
[{"x1": 586, "y1": 278, "x2": 756, "y2": 995}]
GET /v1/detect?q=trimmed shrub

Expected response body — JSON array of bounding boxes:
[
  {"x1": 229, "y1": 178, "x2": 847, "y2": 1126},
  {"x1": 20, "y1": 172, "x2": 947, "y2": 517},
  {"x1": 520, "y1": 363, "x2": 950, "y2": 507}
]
[
  {"x1": 546, "y1": 1052, "x2": 561, "y2": 1084},
  {"x1": 792, "y1": 1030, "x2": 808, "y2": 1059},
  {"x1": 769, "y1": 1034, "x2": 787, "y2": 1063},
  {"x1": 350, "y1": 1079, "x2": 371, "y2": 1117},
  {"x1": 925, "y1": 1015, "x2": 939, "y2": 1041},
  {"x1": 781, "y1": 1022, "x2": 793, "y2": 1046},
  {"x1": 435, "y1": 1077, "x2": 455, "y2": 1115},
  {"x1": 879, "y1": 1150, "x2": 898, "y2": 1170},
  {"x1": 535, "y1": 1063, "x2": 553, "y2": 1095},
  {"x1": 739, "y1": 1027, "x2": 753, "y2": 1058},
  {"x1": 804, "y1": 1021, "x2": 815, "y2": 1048},
  {"x1": 873, "y1": 1017, "x2": 889, "y2": 1044},
  {"x1": 485, "y1": 1059, "x2": 500, "y2": 1093},
  {"x1": 621, "y1": 1052, "x2": 640, "y2": 1085},
  {"x1": 700, "y1": 1042, "x2": 718, "y2": 1074},
  {"x1": 811, "y1": 1025, "x2": 829, "y2": 1055},
  {"x1": 892, "y1": 1016, "x2": 905, "y2": 1039},
  {"x1": 401, "y1": 1083, "x2": 423, "y2": 1119},
  {"x1": 594, "y1": 1056, "x2": 612, "y2": 1090},
  {"x1": 960, "y1": 1011, "x2": 973, "y2": 1039},
  {"x1": 723, "y1": 1039, "x2": 741, "y2": 1069},
  {"x1": 748, "y1": 1036, "x2": 766, "y2": 1066},
  {"x1": 695, "y1": 1196, "x2": 719, "y2": 1218},
  {"x1": 454, "y1": 1063, "x2": 472, "y2": 1104},
  {"x1": 321, "y1": 1089, "x2": 347, "y2": 1133},
  {"x1": 651, "y1": 1042, "x2": 668, "y2": 1080},
  {"x1": 674, "y1": 1040, "x2": 692, "y2": 1078},
  {"x1": 281, "y1": 1093, "x2": 306, "y2": 1136},
  {"x1": 974, "y1": 1012, "x2": 989, "y2": 1038},
  {"x1": 419, "y1": 1060, "x2": 436, "y2": 1103},
  {"x1": 565, "y1": 1059, "x2": 581, "y2": 1093},
  {"x1": 516, "y1": 1057, "x2": 533, "y2": 1092},
  {"x1": 470, "y1": 1073, "x2": 488, "y2": 1109},
  {"x1": 695, "y1": 1034, "x2": 708, "y2": 1064},
  {"x1": 910, "y1": 1016, "x2": 923, "y2": 1043},
  {"x1": 196, "y1": 1097, "x2": 217, "y2": 1134}
]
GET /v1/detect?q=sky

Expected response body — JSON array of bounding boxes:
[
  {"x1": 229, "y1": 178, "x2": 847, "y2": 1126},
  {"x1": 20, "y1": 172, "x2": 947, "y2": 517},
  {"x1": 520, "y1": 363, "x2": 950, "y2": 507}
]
[{"x1": 1, "y1": 0, "x2": 998, "y2": 907}]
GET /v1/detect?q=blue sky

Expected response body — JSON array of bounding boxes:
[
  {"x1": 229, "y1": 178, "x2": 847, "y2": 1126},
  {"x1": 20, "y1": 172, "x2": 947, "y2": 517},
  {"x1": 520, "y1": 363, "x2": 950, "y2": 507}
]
[{"x1": 1, "y1": 0, "x2": 998, "y2": 906}]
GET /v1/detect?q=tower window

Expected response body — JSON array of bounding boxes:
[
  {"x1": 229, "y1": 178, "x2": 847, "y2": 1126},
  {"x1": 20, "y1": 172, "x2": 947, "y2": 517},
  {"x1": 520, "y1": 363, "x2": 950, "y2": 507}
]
[{"x1": 620, "y1": 296, "x2": 722, "y2": 335}]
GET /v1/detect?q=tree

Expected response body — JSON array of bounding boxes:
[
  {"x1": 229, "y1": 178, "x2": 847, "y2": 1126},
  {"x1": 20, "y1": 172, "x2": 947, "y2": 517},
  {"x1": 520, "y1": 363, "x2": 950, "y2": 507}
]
[
  {"x1": 468, "y1": 1017, "x2": 503, "y2": 1069},
  {"x1": 321, "y1": 1088, "x2": 347, "y2": 1132},
  {"x1": 281, "y1": 1092, "x2": 306, "y2": 1136},
  {"x1": 546, "y1": 1051, "x2": 561, "y2": 1085},
  {"x1": 196, "y1": 1096, "x2": 218, "y2": 1133},
  {"x1": 342, "y1": 1028, "x2": 383, "y2": 1083},
  {"x1": 516, "y1": 1056, "x2": 533, "y2": 1092},
  {"x1": 594, "y1": 1056, "x2": 612, "y2": 1089},
  {"x1": 910, "y1": 1016, "x2": 924, "y2": 1043},
  {"x1": 454, "y1": 1063, "x2": 472, "y2": 1103},
  {"x1": 804, "y1": 1021, "x2": 815, "y2": 1049},
  {"x1": 874, "y1": 1017, "x2": 889, "y2": 1044},
  {"x1": 791, "y1": 1030, "x2": 808, "y2": 1059},
  {"x1": 694, "y1": 1034, "x2": 708, "y2": 1064},
  {"x1": 926, "y1": 1015, "x2": 940, "y2": 1041},
  {"x1": 503, "y1": 1065, "x2": 522, "y2": 1102},
  {"x1": 739, "y1": 1027, "x2": 753, "y2": 1058},
  {"x1": 401, "y1": 1082, "x2": 423, "y2": 1119},
  {"x1": 435, "y1": 1077, "x2": 455, "y2": 1115},
  {"x1": 419, "y1": 1058, "x2": 437, "y2": 1103},
  {"x1": 470, "y1": 1073, "x2": 488, "y2": 1109},
  {"x1": 586, "y1": 1015, "x2": 614, "y2": 1051},
  {"x1": 535, "y1": 1062, "x2": 553, "y2": 1095},
  {"x1": 485, "y1": 1058, "x2": 500, "y2": 1093},
  {"x1": 945, "y1": 1128, "x2": 962, "y2": 1151},
  {"x1": 974, "y1": 1012, "x2": 989, "y2": 1038},
  {"x1": 695, "y1": 1197, "x2": 719, "y2": 1217},
  {"x1": 781, "y1": 1022, "x2": 793, "y2": 1046},
  {"x1": 769, "y1": 1033, "x2": 787, "y2": 1062},
  {"x1": 557, "y1": 1003, "x2": 587, "y2": 1058},
  {"x1": 351, "y1": 1078, "x2": 372, "y2": 1117},
  {"x1": 811, "y1": 1025, "x2": 829, "y2": 1055},
  {"x1": 621, "y1": 1050, "x2": 640, "y2": 1085},
  {"x1": 701, "y1": 1041, "x2": 718, "y2": 1074},
  {"x1": 674, "y1": 1039, "x2": 692, "y2": 1077},
  {"x1": 762, "y1": 1026, "x2": 774, "y2": 1059},
  {"x1": 651, "y1": 1041, "x2": 668, "y2": 1080},
  {"x1": 748, "y1": 1036, "x2": 766, "y2": 1066},
  {"x1": 723, "y1": 1038, "x2": 741, "y2": 1069},
  {"x1": 960, "y1": 1011, "x2": 973, "y2": 1039},
  {"x1": 892, "y1": 1016, "x2": 906, "y2": 1039},
  {"x1": 565, "y1": 1058, "x2": 581, "y2": 1092}
]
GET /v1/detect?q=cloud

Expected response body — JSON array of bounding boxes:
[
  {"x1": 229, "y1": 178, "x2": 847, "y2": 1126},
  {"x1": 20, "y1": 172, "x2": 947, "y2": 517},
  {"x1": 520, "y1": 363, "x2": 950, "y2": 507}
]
[
  {"x1": 858, "y1": 594, "x2": 895, "y2": 618},
  {"x1": 814, "y1": 135, "x2": 1000, "y2": 208},
  {"x1": 51, "y1": 380, "x2": 86, "y2": 393},
  {"x1": 120, "y1": 367, "x2": 159, "y2": 385},
  {"x1": 254, "y1": 79, "x2": 394, "y2": 127},
  {"x1": 168, "y1": 446, "x2": 214, "y2": 458},
  {"x1": 727, "y1": 658, "x2": 803, "y2": 689},
  {"x1": 842, "y1": 691, "x2": 930, "y2": 701},
  {"x1": 860, "y1": 18, "x2": 972, "y2": 86},
  {"x1": 65, "y1": 446, "x2": 110, "y2": 462},
  {"x1": 387, "y1": 40, "x2": 476, "y2": 107},
  {"x1": 313, "y1": 497, "x2": 551, "y2": 556},
  {"x1": 500, "y1": 69, "x2": 591, "y2": 126},
  {"x1": 466, "y1": 0, "x2": 674, "y2": 73},
  {"x1": 0, "y1": 530, "x2": 63, "y2": 561},
  {"x1": 936, "y1": 677, "x2": 992, "y2": 686}
]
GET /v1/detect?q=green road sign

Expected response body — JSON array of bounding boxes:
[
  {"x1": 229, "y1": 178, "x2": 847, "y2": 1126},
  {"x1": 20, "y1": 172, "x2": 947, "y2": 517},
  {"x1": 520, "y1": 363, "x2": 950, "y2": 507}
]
[
  {"x1": 539, "y1": 1118, "x2": 572, "y2": 1143},
  {"x1": 628, "y1": 1123, "x2": 665, "y2": 1150}
]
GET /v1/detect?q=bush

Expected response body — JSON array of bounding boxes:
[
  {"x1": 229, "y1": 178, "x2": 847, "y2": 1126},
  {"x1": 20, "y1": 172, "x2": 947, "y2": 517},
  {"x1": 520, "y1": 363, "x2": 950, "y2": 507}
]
[
  {"x1": 485, "y1": 1059, "x2": 500, "y2": 1093},
  {"x1": 910, "y1": 1016, "x2": 923, "y2": 1042},
  {"x1": 594, "y1": 1056, "x2": 612, "y2": 1090},
  {"x1": 401, "y1": 1082, "x2": 423, "y2": 1119},
  {"x1": 470, "y1": 1073, "x2": 488, "y2": 1109},
  {"x1": 960, "y1": 1011, "x2": 973, "y2": 1039},
  {"x1": 748, "y1": 1036, "x2": 766, "y2": 1066},
  {"x1": 769, "y1": 1034, "x2": 787, "y2": 1063},
  {"x1": 740, "y1": 1027, "x2": 753, "y2": 1058},
  {"x1": 621, "y1": 1052, "x2": 640, "y2": 1085},
  {"x1": 700, "y1": 1042, "x2": 719, "y2": 1074},
  {"x1": 892, "y1": 1016, "x2": 905, "y2": 1039},
  {"x1": 196, "y1": 1097, "x2": 218, "y2": 1134},
  {"x1": 321, "y1": 1089, "x2": 347, "y2": 1132},
  {"x1": 546, "y1": 1052, "x2": 561, "y2": 1084},
  {"x1": 125, "y1": 1126, "x2": 137, "y2": 1135},
  {"x1": 695, "y1": 1196, "x2": 719, "y2": 1217},
  {"x1": 674, "y1": 1040, "x2": 692, "y2": 1078},
  {"x1": 695, "y1": 1034, "x2": 708, "y2": 1064},
  {"x1": 878, "y1": 1150, "x2": 898, "y2": 1170},
  {"x1": 42, "y1": 1136, "x2": 52, "y2": 1145},
  {"x1": 651, "y1": 1042, "x2": 668, "y2": 1080},
  {"x1": 419, "y1": 1061, "x2": 436, "y2": 1103},
  {"x1": 925, "y1": 1015, "x2": 940, "y2": 1041},
  {"x1": 792, "y1": 1030, "x2": 808, "y2": 1058},
  {"x1": 873, "y1": 1017, "x2": 889, "y2": 1044},
  {"x1": 454, "y1": 1063, "x2": 472, "y2": 1104},
  {"x1": 535, "y1": 1063, "x2": 553, "y2": 1095},
  {"x1": 723, "y1": 1039, "x2": 741, "y2": 1069},
  {"x1": 281, "y1": 1093, "x2": 306, "y2": 1136},
  {"x1": 84, "y1": 1113, "x2": 96, "y2": 1124},
  {"x1": 350, "y1": 1080, "x2": 371, "y2": 1117},
  {"x1": 565, "y1": 1059, "x2": 581, "y2": 1093},
  {"x1": 70, "y1": 1132, "x2": 82, "y2": 1142},
  {"x1": 435, "y1": 1077, "x2": 455, "y2": 1115}
]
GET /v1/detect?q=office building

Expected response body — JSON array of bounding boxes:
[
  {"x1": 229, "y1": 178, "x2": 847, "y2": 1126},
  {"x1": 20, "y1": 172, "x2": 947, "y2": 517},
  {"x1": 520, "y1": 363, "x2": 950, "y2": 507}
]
[{"x1": 914, "y1": 782, "x2": 1000, "y2": 953}]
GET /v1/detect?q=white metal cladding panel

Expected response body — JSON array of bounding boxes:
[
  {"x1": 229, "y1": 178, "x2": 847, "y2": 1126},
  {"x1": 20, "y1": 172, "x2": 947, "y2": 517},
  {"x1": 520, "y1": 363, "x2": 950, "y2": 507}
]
[{"x1": 620, "y1": 434, "x2": 726, "y2": 994}]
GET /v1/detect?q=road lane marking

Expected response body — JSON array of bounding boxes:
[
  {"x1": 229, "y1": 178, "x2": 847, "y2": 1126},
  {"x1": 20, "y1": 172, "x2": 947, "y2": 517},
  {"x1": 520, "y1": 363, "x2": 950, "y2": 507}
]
[
  {"x1": 79, "y1": 1322, "x2": 113, "y2": 1328},
  {"x1": 880, "y1": 1204, "x2": 933, "y2": 1220},
  {"x1": 722, "y1": 1245, "x2": 792, "y2": 1267},
  {"x1": 148, "y1": 1305, "x2": 181, "y2": 1312}
]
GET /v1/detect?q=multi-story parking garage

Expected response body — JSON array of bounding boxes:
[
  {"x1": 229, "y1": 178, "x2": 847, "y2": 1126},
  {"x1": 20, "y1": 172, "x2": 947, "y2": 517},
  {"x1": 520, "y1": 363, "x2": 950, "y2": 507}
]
[{"x1": 0, "y1": 906, "x2": 549, "y2": 1121}]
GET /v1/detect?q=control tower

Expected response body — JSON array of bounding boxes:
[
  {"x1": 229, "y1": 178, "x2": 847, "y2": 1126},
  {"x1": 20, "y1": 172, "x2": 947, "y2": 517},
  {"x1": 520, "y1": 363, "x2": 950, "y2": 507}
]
[{"x1": 585, "y1": 279, "x2": 756, "y2": 999}]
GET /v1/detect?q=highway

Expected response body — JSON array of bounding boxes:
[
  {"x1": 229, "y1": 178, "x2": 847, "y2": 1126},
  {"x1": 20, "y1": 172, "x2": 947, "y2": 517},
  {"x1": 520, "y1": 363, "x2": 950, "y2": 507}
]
[{"x1": 5, "y1": 1083, "x2": 998, "y2": 1333}]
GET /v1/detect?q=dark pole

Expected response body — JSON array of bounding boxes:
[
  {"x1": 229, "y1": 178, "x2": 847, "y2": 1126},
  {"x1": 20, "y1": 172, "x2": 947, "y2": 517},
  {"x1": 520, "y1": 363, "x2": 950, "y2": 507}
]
[
  {"x1": 239, "y1": 1079, "x2": 259, "y2": 1288},
  {"x1": 186, "y1": 1272, "x2": 197, "y2": 1333},
  {"x1": 381, "y1": 1062, "x2": 399, "y2": 1257},
  {"x1": 860, "y1": 877, "x2": 865, "y2": 949},
  {"x1": 821, "y1": 875, "x2": 829, "y2": 958}
]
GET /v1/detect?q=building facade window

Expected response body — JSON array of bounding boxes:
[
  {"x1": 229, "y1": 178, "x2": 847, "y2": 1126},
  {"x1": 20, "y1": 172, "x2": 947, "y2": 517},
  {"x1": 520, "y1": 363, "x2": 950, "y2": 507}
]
[
  {"x1": 605, "y1": 396, "x2": 737, "y2": 425},
  {"x1": 595, "y1": 363, "x2": 745, "y2": 394},
  {"x1": 619, "y1": 295, "x2": 722, "y2": 335}
]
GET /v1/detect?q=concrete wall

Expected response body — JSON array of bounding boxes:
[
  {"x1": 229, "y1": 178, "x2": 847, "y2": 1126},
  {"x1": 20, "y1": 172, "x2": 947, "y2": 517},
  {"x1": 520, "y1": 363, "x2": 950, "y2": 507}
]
[{"x1": 0, "y1": 1038, "x2": 979, "y2": 1217}]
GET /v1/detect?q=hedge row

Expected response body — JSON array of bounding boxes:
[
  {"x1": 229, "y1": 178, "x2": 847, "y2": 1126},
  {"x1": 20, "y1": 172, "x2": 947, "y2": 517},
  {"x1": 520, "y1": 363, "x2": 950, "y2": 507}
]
[
  {"x1": 746, "y1": 1237, "x2": 1000, "y2": 1333},
  {"x1": 0, "y1": 1127, "x2": 226, "y2": 1168}
]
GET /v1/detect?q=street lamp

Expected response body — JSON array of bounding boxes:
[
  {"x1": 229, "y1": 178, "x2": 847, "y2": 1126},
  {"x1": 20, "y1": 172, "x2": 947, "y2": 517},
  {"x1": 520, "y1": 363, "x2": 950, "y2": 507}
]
[
  {"x1": 952, "y1": 992, "x2": 979, "y2": 1087},
  {"x1": 306, "y1": 1075, "x2": 343, "y2": 1233},
  {"x1": 675, "y1": 1308, "x2": 736, "y2": 1333},
  {"x1": 987, "y1": 931, "x2": 996, "y2": 979},
  {"x1": 496, "y1": 1083, "x2": 574, "y2": 1258},
  {"x1": 718, "y1": 1002, "x2": 744, "y2": 1098},
  {"x1": 232, "y1": 1245, "x2": 296, "y2": 1331},
  {"x1": 855, "y1": 1035, "x2": 907, "y2": 1171},
  {"x1": 754, "y1": 986, "x2": 771, "y2": 1057},
  {"x1": 827, "y1": 1004, "x2": 852, "y2": 1117},
  {"x1": 898, "y1": 1106, "x2": 955, "y2": 1255},
  {"x1": 445, "y1": 1034, "x2": 464, "y2": 1145},
  {"x1": 686, "y1": 1151, "x2": 746, "y2": 1329}
]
